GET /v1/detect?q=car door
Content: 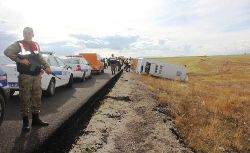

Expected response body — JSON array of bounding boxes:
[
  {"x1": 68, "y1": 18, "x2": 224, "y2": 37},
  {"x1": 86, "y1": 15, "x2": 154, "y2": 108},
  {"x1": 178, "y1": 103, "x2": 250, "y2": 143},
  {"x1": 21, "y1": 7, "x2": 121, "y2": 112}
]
[
  {"x1": 55, "y1": 57, "x2": 71, "y2": 85},
  {"x1": 47, "y1": 56, "x2": 64, "y2": 87}
]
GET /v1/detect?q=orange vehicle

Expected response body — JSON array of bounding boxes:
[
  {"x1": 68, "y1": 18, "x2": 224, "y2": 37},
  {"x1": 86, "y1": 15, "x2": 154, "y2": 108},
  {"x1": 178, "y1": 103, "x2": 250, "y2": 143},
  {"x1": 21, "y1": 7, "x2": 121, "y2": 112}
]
[{"x1": 79, "y1": 53, "x2": 105, "y2": 73}]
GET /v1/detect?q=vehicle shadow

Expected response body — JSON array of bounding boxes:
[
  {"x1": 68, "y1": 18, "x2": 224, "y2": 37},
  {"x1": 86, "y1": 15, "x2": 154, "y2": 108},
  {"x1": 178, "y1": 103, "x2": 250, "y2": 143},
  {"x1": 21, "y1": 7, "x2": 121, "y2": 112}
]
[
  {"x1": 4, "y1": 86, "x2": 77, "y2": 121},
  {"x1": 92, "y1": 72, "x2": 114, "y2": 80},
  {"x1": 73, "y1": 77, "x2": 96, "y2": 88}
]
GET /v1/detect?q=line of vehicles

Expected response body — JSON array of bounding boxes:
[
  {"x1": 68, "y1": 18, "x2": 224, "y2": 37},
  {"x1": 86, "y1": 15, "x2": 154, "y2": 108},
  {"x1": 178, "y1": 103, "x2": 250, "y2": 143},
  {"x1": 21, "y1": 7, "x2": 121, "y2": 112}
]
[{"x1": 0, "y1": 52, "x2": 105, "y2": 126}]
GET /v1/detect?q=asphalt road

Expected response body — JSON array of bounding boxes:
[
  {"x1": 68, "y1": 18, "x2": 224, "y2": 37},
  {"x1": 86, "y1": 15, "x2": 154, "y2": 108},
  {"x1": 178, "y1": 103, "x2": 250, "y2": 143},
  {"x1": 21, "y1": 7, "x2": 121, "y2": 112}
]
[{"x1": 0, "y1": 69, "x2": 115, "y2": 153}]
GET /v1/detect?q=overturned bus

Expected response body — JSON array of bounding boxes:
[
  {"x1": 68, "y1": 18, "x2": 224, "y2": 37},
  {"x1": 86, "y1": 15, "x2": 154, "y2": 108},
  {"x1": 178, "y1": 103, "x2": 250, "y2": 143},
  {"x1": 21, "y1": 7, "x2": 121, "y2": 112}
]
[{"x1": 136, "y1": 58, "x2": 188, "y2": 82}]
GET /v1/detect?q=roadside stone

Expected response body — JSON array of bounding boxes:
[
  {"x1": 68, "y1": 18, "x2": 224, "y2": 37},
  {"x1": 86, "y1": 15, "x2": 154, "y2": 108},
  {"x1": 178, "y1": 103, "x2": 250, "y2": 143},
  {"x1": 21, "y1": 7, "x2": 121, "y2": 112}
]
[
  {"x1": 107, "y1": 113, "x2": 122, "y2": 120},
  {"x1": 218, "y1": 146, "x2": 225, "y2": 152},
  {"x1": 153, "y1": 103, "x2": 177, "y2": 118},
  {"x1": 82, "y1": 130, "x2": 95, "y2": 135},
  {"x1": 95, "y1": 143, "x2": 103, "y2": 149},
  {"x1": 105, "y1": 95, "x2": 131, "y2": 102}
]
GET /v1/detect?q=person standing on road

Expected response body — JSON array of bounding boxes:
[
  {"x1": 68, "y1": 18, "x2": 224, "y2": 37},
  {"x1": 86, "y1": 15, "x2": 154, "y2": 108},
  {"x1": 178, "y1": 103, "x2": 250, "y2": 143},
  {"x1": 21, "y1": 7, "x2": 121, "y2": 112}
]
[
  {"x1": 124, "y1": 58, "x2": 129, "y2": 72},
  {"x1": 4, "y1": 27, "x2": 52, "y2": 132},
  {"x1": 104, "y1": 58, "x2": 108, "y2": 69},
  {"x1": 127, "y1": 58, "x2": 132, "y2": 72},
  {"x1": 109, "y1": 54, "x2": 117, "y2": 75},
  {"x1": 117, "y1": 57, "x2": 122, "y2": 71}
]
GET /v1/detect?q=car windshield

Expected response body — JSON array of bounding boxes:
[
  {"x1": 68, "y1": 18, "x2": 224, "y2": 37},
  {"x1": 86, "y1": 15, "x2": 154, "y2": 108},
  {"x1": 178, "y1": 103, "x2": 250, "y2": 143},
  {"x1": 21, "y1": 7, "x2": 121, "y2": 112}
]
[
  {"x1": 64, "y1": 59, "x2": 80, "y2": 64},
  {"x1": 81, "y1": 58, "x2": 88, "y2": 64},
  {"x1": 42, "y1": 54, "x2": 49, "y2": 62}
]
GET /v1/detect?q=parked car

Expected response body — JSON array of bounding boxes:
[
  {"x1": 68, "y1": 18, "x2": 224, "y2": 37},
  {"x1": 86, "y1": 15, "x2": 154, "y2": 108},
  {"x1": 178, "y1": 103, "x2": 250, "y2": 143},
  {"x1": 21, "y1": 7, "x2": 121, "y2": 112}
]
[
  {"x1": 63, "y1": 55, "x2": 92, "y2": 81},
  {"x1": 79, "y1": 53, "x2": 104, "y2": 74},
  {"x1": 2, "y1": 52, "x2": 73, "y2": 97},
  {"x1": 0, "y1": 67, "x2": 10, "y2": 126}
]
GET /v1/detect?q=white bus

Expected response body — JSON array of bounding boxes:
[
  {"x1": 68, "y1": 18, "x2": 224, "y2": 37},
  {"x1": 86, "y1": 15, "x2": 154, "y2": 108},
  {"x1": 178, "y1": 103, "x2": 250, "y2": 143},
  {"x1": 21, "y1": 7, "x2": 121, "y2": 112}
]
[{"x1": 136, "y1": 58, "x2": 188, "y2": 82}]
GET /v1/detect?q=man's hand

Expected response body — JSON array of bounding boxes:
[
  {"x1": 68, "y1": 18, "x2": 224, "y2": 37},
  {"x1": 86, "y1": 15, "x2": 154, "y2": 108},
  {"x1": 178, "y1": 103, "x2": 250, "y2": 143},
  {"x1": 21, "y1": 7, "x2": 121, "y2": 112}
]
[
  {"x1": 44, "y1": 67, "x2": 52, "y2": 74},
  {"x1": 20, "y1": 59, "x2": 30, "y2": 65}
]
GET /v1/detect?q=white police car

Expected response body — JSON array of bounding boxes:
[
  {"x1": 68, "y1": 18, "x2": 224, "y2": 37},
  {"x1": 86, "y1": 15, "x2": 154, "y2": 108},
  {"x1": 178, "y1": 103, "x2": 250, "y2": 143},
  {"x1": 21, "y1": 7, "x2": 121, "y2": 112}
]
[
  {"x1": 0, "y1": 67, "x2": 10, "y2": 126},
  {"x1": 2, "y1": 52, "x2": 73, "y2": 97},
  {"x1": 63, "y1": 56, "x2": 92, "y2": 81}
]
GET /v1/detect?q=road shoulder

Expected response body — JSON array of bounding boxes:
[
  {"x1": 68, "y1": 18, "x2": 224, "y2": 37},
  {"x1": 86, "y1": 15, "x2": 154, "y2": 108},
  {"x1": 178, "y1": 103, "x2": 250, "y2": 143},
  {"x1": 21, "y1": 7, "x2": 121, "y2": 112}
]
[{"x1": 70, "y1": 72, "x2": 193, "y2": 153}]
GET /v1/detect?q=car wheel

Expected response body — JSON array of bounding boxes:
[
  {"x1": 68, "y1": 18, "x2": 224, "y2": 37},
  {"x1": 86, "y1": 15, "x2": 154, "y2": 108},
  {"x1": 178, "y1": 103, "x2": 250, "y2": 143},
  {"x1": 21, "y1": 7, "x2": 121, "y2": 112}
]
[
  {"x1": 46, "y1": 79, "x2": 55, "y2": 96},
  {"x1": 9, "y1": 90, "x2": 15, "y2": 97},
  {"x1": 80, "y1": 72, "x2": 86, "y2": 82},
  {"x1": 0, "y1": 94, "x2": 5, "y2": 126},
  {"x1": 67, "y1": 74, "x2": 73, "y2": 88}
]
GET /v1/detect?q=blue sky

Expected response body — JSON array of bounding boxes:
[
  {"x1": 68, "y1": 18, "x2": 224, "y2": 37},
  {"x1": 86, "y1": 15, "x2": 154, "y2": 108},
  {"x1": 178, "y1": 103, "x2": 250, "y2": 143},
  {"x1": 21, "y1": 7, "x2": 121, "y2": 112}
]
[{"x1": 0, "y1": 0, "x2": 250, "y2": 57}]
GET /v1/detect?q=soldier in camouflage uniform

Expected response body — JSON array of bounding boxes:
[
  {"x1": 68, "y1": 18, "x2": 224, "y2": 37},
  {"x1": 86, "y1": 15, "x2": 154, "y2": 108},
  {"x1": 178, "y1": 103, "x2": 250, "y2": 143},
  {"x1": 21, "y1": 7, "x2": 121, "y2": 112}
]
[{"x1": 4, "y1": 27, "x2": 52, "y2": 132}]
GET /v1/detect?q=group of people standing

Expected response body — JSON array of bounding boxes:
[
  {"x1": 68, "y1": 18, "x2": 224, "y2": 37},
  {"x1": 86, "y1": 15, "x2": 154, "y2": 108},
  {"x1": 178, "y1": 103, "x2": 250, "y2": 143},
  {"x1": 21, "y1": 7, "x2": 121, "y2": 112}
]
[{"x1": 103, "y1": 54, "x2": 132, "y2": 75}]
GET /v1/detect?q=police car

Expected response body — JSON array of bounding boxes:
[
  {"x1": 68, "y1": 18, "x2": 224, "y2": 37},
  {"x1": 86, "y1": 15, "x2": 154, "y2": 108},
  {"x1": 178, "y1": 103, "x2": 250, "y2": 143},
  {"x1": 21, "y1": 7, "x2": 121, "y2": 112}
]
[
  {"x1": 2, "y1": 52, "x2": 73, "y2": 97},
  {"x1": 0, "y1": 67, "x2": 10, "y2": 126},
  {"x1": 63, "y1": 55, "x2": 92, "y2": 81}
]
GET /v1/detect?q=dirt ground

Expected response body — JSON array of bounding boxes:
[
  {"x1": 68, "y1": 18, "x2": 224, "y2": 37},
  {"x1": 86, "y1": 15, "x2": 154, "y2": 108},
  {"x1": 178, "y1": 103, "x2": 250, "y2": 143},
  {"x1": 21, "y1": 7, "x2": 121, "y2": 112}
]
[{"x1": 69, "y1": 72, "x2": 193, "y2": 153}]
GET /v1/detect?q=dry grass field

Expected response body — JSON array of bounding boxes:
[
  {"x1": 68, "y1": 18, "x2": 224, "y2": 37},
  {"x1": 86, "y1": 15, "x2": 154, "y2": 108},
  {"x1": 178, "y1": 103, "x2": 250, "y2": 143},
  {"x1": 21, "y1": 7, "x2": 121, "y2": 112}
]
[{"x1": 139, "y1": 54, "x2": 250, "y2": 153}]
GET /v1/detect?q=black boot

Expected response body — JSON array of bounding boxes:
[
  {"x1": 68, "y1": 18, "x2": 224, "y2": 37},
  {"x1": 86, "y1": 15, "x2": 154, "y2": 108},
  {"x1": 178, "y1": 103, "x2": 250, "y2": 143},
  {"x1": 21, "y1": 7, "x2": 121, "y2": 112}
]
[
  {"x1": 32, "y1": 113, "x2": 49, "y2": 127},
  {"x1": 22, "y1": 116, "x2": 30, "y2": 132}
]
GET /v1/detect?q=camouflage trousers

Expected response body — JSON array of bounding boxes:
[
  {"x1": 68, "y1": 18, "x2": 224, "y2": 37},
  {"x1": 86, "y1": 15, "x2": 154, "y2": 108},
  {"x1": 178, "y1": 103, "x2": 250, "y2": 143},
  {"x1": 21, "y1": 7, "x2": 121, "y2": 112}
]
[{"x1": 18, "y1": 74, "x2": 42, "y2": 117}]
